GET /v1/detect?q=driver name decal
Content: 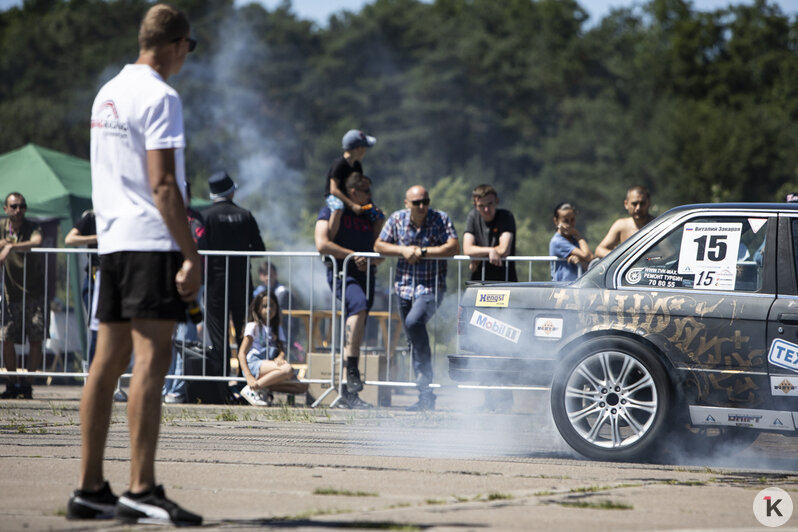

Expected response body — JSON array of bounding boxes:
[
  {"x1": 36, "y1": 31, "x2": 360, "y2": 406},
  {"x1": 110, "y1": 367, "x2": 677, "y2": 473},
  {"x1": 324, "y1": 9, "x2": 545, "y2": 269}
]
[
  {"x1": 470, "y1": 310, "x2": 520, "y2": 343},
  {"x1": 768, "y1": 339, "x2": 798, "y2": 373}
]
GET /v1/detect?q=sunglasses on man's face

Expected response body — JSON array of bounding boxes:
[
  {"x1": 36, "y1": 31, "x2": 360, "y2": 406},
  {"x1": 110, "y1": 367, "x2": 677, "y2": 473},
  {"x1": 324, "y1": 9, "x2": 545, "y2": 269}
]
[
  {"x1": 172, "y1": 36, "x2": 197, "y2": 52},
  {"x1": 410, "y1": 198, "x2": 430, "y2": 207},
  {"x1": 7, "y1": 203, "x2": 27, "y2": 210}
]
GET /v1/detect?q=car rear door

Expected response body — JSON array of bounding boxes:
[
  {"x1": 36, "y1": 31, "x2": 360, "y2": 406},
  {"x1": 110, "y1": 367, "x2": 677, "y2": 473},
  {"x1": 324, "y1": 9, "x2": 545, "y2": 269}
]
[{"x1": 766, "y1": 214, "x2": 798, "y2": 426}]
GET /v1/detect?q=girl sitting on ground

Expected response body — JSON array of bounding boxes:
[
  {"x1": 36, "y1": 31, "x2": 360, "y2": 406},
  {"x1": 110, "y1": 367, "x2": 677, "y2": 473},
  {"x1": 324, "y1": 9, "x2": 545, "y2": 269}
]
[{"x1": 238, "y1": 291, "x2": 295, "y2": 406}]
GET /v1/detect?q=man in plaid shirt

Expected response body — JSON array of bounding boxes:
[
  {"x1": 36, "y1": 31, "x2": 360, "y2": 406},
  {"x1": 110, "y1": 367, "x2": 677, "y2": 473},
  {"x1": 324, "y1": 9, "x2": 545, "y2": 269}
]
[{"x1": 375, "y1": 185, "x2": 459, "y2": 411}]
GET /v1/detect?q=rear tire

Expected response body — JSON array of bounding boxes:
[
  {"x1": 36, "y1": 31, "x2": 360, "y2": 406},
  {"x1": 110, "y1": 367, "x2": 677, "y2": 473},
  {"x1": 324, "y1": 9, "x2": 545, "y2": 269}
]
[{"x1": 551, "y1": 337, "x2": 671, "y2": 461}]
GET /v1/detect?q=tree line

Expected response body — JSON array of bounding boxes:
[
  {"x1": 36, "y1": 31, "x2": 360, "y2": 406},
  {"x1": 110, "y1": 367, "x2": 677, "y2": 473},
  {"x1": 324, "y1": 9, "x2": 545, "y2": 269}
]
[{"x1": 1, "y1": 0, "x2": 797, "y2": 257}]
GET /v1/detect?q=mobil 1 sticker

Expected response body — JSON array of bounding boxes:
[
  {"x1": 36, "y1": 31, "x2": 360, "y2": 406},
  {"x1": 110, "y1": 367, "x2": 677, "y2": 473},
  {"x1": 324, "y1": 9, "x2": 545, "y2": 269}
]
[
  {"x1": 678, "y1": 222, "x2": 741, "y2": 290},
  {"x1": 768, "y1": 339, "x2": 798, "y2": 373},
  {"x1": 470, "y1": 310, "x2": 521, "y2": 344}
]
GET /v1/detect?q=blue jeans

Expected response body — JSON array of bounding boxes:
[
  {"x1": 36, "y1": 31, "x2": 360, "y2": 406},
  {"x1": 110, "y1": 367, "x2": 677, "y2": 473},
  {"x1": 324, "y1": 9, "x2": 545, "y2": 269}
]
[
  {"x1": 163, "y1": 321, "x2": 197, "y2": 397},
  {"x1": 398, "y1": 292, "x2": 444, "y2": 397}
]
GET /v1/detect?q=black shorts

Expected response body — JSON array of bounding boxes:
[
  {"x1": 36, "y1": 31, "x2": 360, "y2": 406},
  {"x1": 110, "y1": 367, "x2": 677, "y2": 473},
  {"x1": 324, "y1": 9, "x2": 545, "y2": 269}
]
[{"x1": 97, "y1": 251, "x2": 186, "y2": 322}]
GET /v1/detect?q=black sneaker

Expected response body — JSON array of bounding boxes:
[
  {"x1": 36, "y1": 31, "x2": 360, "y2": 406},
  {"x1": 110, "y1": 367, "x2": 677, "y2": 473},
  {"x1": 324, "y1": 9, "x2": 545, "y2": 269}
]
[
  {"x1": 407, "y1": 394, "x2": 436, "y2": 412},
  {"x1": 116, "y1": 484, "x2": 202, "y2": 526},
  {"x1": 0, "y1": 384, "x2": 21, "y2": 399},
  {"x1": 346, "y1": 365, "x2": 364, "y2": 393},
  {"x1": 346, "y1": 394, "x2": 373, "y2": 409},
  {"x1": 19, "y1": 382, "x2": 33, "y2": 399},
  {"x1": 67, "y1": 481, "x2": 118, "y2": 520}
]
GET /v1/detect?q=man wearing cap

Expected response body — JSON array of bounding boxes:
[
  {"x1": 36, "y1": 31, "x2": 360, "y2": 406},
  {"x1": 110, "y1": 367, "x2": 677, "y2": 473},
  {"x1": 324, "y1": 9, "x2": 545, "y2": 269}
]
[
  {"x1": 203, "y1": 171, "x2": 265, "y2": 379},
  {"x1": 326, "y1": 129, "x2": 381, "y2": 239}
]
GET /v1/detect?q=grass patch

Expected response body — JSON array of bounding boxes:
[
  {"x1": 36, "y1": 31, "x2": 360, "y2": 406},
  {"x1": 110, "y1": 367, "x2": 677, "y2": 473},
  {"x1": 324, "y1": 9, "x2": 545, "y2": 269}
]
[
  {"x1": 559, "y1": 500, "x2": 633, "y2": 510},
  {"x1": 425, "y1": 499, "x2": 446, "y2": 505},
  {"x1": 314, "y1": 488, "x2": 378, "y2": 497},
  {"x1": 665, "y1": 479, "x2": 708, "y2": 486},
  {"x1": 486, "y1": 493, "x2": 513, "y2": 501},
  {"x1": 216, "y1": 409, "x2": 238, "y2": 422},
  {"x1": 569, "y1": 485, "x2": 612, "y2": 494}
]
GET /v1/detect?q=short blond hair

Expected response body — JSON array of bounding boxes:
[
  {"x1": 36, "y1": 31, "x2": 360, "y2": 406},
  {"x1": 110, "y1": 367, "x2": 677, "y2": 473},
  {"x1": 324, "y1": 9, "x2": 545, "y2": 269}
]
[{"x1": 138, "y1": 4, "x2": 190, "y2": 51}]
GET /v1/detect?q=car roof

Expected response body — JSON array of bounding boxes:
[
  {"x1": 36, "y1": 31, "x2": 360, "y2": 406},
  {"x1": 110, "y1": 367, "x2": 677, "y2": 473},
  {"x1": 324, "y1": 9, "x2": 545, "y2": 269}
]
[{"x1": 662, "y1": 202, "x2": 798, "y2": 215}]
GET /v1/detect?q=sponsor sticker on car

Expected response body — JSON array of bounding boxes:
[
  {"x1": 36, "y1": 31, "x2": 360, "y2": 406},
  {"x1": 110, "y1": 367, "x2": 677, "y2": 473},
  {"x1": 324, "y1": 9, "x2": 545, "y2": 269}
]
[
  {"x1": 534, "y1": 317, "x2": 563, "y2": 339},
  {"x1": 475, "y1": 289, "x2": 510, "y2": 307},
  {"x1": 469, "y1": 310, "x2": 520, "y2": 343},
  {"x1": 689, "y1": 405, "x2": 795, "y2": 430},
  {"x1": 767, "y1": 339, "x2": 798, "y2": 373},
  {"x1": 771, "y1": 376, "x2": 798, "y2": 396}
]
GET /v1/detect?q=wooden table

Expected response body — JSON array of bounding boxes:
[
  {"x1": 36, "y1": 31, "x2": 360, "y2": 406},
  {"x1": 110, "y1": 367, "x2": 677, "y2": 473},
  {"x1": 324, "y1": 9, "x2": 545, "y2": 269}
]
[{"x1": 283, "y1": 309, "x2": 403, "y2": 357}]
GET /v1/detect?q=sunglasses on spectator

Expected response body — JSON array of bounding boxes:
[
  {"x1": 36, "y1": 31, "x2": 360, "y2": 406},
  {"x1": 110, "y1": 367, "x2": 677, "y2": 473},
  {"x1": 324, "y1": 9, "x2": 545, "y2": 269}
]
[
  {"x1": 172, "y1": 36, "x2": 197, "y2": 52},
  {"x1": 410, "y1": 198, "x2": 430, "y2": 206},
  {"x1": 7, "y1": 203, "x2": 27, "y2": 210}
]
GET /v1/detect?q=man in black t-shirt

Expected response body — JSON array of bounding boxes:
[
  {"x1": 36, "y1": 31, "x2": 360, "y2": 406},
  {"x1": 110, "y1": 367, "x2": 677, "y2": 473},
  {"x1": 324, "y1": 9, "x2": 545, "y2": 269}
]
[
  {"x1": 204, "y1": 171, "x2": 265, "y2": 376},
  {"x1": 462, "y1": 184, "x2": 517, "y2": 411},
  {"x1": 463, "y1": 184, "x2": 517, "y2": 282}
]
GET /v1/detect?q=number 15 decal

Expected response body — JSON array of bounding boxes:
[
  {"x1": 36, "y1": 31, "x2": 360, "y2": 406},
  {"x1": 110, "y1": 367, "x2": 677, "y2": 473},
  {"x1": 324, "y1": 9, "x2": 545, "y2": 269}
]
[{"x1": 678, "y1": 222, "x2": 741, "y2": 278}]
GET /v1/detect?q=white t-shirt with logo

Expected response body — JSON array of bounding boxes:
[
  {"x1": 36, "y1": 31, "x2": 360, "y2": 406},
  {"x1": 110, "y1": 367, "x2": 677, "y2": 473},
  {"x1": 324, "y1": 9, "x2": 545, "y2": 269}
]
[{"x1": 90, "y1": 64, "x2": 187, "y2": 254}]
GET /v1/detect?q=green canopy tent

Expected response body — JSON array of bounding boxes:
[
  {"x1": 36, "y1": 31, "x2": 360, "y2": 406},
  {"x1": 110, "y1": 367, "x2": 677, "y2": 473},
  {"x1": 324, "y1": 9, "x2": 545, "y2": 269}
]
[
  {"x1": 0, "y1": 143, "x2": 93, "y2": 226},
  {"x1": 0, "y1": 143, "x2": 93, "y2": 363}
]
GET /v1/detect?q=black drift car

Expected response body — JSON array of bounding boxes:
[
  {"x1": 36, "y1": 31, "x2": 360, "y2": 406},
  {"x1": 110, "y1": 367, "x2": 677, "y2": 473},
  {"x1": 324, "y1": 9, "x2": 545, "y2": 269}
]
[{"x1": 449, "y1": 203, "x2": 798, "y2": 461}]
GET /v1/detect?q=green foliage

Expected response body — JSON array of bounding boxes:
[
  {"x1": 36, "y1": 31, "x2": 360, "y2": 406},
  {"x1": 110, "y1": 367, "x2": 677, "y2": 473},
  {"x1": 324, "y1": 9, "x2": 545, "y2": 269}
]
[{"x1": 2, "y1": 0, "x2": 798, "y2": 256}]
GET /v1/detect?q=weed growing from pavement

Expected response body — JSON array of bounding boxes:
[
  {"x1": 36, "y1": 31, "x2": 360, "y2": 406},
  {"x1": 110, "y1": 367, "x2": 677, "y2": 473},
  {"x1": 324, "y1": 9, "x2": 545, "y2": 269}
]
[
  {"x1": 559, "y1": 500, "x2": 633, "y2": 510},
  {"x1": 314, "y1": 488, "x2": 378, "y2": 497},
  {"x1": 665, "y1": 479, "x2": 709, "y2": 486},
  {"x1": 569, "y1": 485, "x2": 614, "y2": 494},
  {"x1": 216, "y1": 409, "x2": 238, "y2": 422},
  {"x1": 485, "y1": 493, "x2": 513, "y2": 501},
  {"x1": 424, "y1": 499, "x2": 446, "y2": 505}
]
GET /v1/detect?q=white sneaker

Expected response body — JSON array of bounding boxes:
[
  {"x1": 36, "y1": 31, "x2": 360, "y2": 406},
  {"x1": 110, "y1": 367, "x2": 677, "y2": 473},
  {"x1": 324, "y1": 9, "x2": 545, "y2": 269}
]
[{"x1": 240, "y1": 385, "x2": 269, "y2": 406}]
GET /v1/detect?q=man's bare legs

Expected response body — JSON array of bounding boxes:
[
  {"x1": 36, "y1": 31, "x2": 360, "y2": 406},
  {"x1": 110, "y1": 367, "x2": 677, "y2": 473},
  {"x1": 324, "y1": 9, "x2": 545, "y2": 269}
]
[
  {"x1": 79, "y1": 322, "x2": 133, "y2": 491},
  {"x1": 127, "y1": 319, "x2": 174, "y2": 493},
  {"x1": 78, "y1": 319, "x2": 174, "y2": 494},
  {"x1": 345, "y1": 310, "x2": 367, "y2": 360}
]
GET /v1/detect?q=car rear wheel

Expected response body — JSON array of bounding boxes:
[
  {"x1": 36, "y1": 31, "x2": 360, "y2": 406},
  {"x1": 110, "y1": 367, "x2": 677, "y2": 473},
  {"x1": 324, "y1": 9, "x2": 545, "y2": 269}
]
[{"x1": 551, "y1": 337, "x2": 671, "y2": 461}]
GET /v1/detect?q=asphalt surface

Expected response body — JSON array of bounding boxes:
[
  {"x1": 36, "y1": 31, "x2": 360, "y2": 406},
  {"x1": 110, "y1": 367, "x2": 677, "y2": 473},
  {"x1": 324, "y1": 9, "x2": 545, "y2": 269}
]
[{"x1": 1, "y1": 384, "x2": 797, "y2": 531}]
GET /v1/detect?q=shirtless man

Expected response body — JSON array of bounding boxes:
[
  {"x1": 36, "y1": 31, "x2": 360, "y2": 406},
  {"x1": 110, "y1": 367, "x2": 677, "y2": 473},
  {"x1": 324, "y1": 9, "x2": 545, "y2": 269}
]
[{"x1": 594, "y1": 186, "x2": 653, "y2": 258}]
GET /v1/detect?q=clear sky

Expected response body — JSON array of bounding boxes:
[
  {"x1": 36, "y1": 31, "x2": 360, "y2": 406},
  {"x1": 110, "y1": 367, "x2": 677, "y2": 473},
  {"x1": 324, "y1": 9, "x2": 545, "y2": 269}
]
[
  {"x1": 0, "y1": 0, "x2": 794, "y2": 22},
  {"x1": 232, "y1": 0, "x2": 797, "y2": 26}
]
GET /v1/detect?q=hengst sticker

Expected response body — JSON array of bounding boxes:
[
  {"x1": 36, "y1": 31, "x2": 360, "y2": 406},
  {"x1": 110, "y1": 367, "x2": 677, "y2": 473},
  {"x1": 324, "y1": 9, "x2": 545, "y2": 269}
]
[
  {"x1": 534, "y1": 317, "x2": 563, "y2": 339},
  {"x1": 768, "y1": 339, "x2": 798, "y2": 373},
  {"x1": 470, "y1": 310, "x2": 520, "y2": 343},
  {"x1": 475, "y1": 289, "x2": 510, "y2": 307}
]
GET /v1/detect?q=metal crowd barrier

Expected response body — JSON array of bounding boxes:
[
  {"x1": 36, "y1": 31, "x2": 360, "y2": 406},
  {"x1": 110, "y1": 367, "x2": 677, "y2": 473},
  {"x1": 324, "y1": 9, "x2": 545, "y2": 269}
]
[{"x1": 0, "y1": 248, "x2": 567, "y2": 406}]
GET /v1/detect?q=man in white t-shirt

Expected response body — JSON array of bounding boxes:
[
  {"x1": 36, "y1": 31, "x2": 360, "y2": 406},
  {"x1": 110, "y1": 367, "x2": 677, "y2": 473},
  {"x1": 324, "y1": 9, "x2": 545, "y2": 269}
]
[{"x1": 67, "y1": 4, "x2": 202, "y2": 526}]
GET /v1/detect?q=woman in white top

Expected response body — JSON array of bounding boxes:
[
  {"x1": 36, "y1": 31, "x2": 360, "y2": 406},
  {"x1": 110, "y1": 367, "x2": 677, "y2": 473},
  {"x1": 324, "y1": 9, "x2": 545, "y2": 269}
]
[{"x1": 238, "y1": 291, "x2": 295, "y2": 406}]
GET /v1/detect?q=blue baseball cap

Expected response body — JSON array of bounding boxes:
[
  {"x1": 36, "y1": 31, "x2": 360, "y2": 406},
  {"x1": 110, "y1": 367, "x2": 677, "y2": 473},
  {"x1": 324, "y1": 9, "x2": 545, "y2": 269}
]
[{"x1": 342, "y1": 129, "x2": 376, "y2": 150}]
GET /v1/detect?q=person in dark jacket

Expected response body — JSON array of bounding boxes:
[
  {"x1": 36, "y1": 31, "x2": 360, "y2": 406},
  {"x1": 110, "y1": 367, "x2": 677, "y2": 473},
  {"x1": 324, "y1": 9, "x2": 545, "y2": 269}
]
[{"x1": 203, "y1": 171, "x2": 265, "y2": 375}]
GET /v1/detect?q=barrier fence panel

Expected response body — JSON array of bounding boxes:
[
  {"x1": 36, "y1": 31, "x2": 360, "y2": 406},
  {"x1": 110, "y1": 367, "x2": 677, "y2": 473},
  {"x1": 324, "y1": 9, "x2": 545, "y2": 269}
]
[
  {"x1": 1, "y1": 248, "x2": 568, "y2": 405},
  {"x1": 333, "y1": 253, "x2": 569, "y2": 406}
]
